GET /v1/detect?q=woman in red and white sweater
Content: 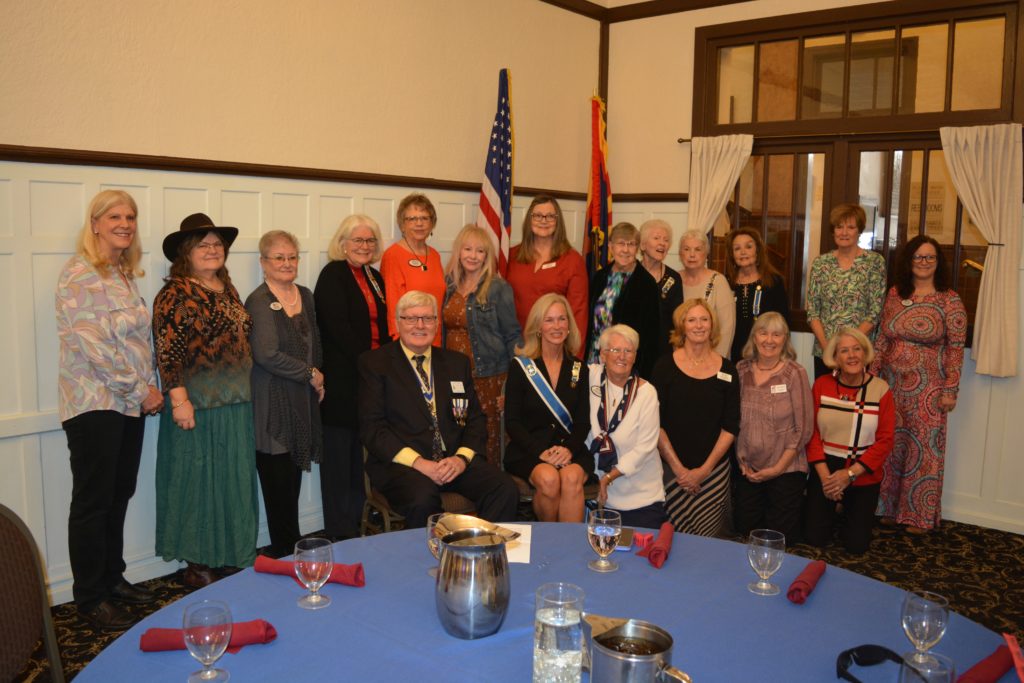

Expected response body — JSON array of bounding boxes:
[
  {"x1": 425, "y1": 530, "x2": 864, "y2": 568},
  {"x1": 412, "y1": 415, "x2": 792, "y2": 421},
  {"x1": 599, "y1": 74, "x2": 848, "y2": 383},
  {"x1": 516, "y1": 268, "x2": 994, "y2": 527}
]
[{"x1": 803, "y1": 327, "x2": 894, "y2": 554}]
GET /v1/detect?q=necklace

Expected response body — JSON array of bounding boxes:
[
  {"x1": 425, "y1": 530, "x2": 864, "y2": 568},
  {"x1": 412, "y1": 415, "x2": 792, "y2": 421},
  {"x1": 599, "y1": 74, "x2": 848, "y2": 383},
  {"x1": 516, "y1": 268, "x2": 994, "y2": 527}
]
[
  {"x1": 685, "y1": 347, "x2": 710, "y2": 366},
  {"x1": 755, "y1": 357, "x2": 782, "y2": 372},
  {"x1": 268, "y1": 281, "x2": 299, "y2": 307},
  {"x1": 403, "y1": 237, "x2": 429, "y2": 271},
  {"x1": 188, "y1": 276, "x2": 224, "y2": 293}
]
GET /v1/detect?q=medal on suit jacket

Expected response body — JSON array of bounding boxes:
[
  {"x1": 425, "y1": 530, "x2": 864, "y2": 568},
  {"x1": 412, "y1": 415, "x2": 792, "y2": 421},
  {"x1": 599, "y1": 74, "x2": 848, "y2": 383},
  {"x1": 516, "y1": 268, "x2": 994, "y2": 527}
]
[
  {"x1": 570, "y1": 360, "x2": 582, "y2": 389},
  {"x1": 452, "y1": 396, "x2": 468, "y2": 426}
]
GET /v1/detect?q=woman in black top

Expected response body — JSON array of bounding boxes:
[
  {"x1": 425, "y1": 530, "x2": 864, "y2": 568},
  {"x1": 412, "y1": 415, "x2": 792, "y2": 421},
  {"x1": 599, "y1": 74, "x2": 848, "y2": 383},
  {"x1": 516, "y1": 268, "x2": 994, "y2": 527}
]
[
  {"x1": 725, "y1": 227, "x2": 789, "y2": 362},
  {"x1": 313, "y1": 214, "x2": 388, "y2": 540},
  {"x1": 504, "y1": 293, "x2": 592, "y2": 522}
]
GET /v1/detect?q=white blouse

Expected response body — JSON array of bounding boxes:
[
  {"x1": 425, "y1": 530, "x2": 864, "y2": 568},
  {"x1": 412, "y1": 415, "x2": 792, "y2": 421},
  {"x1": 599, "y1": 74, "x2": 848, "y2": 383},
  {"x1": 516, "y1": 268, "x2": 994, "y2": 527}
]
[{"x1": 585, "y1": 364, "x2": 664, "y2": 512}]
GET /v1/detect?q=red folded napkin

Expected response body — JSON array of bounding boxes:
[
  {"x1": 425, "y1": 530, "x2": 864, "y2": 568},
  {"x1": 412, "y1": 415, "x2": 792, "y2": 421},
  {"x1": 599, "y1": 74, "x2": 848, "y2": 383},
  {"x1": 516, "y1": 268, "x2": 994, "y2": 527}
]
[
  {"x1": 636, "y1": 522, "x2": 674, "y2": 568},
  {"x1": 787, "y1": 560, "x2": 826, "y2": 604},
  {"x1": 140, "y1": 619, "x2": 277, "y2": 653},
  {"x1": 634, "y1": 532, "x2": 654, "y2": 551},
  {"x1": 957, "y1": 644, "x2": 1013, "y2": 682},
  {"x1": 253, "y1": 554, "x2": 365, "y2": 587}
]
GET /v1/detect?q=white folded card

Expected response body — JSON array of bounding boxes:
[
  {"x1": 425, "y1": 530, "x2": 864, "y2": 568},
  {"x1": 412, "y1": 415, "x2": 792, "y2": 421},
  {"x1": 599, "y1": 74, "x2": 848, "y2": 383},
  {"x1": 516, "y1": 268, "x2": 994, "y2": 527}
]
[{"x1": 500, "y1": 523, "x2": 532, "y2": 563}]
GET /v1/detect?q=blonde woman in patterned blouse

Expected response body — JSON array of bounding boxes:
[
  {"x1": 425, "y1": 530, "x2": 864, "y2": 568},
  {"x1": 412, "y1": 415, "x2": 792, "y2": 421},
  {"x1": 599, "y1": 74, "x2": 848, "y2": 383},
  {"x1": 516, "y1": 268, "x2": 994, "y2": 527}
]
[
  {"x1": 56, "y1": 190, "x2": 163, "y2": 630},
  {"x1": 153, "y1": 213, "x2": 259, "y2": 589},
  {"x1": 806, "y1": 204, "x2": 886, "y2": 378}
]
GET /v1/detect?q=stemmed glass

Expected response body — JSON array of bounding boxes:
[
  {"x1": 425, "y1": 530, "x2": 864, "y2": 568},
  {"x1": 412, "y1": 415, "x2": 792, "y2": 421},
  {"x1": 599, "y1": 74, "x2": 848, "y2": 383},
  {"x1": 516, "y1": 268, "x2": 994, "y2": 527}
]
[
  {"x1": 294, "y1": 537, "x2": 333, "y2": 610},
  {"x1": 182, "y1": 600, "x2": 232, "y2": 682},
  {"x1": 901, "y1": 591, "x2": 949, "y2": 666},
  {"x1": 426, "y1": 512, "x2": 444, "y2": 578},
  {"x1": 587, "y1": 508, "x2": 622, "y2": 573},
  {"x1": 747, "y1": 529, "x2": 785, "y2": 595}
]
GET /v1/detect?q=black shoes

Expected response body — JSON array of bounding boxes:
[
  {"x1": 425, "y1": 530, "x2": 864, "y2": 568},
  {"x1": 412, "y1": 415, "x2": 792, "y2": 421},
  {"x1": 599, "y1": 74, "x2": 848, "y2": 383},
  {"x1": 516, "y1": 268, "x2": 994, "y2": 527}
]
[
  {"x1": 78, "y1": 600, "x2": 135, "y2": 631},
  {"x1": 111, "y1": 579, "x2": 157, "y2": 605},
  {"x1": 183, "y1": 563, "x2": 217, "y2": 588}
]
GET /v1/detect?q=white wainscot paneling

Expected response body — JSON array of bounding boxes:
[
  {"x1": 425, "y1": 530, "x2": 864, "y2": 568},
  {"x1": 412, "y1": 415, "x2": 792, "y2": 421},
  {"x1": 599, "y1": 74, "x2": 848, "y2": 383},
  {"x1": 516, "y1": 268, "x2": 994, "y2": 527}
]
[
  {"x1": 162, "y1": 187, "x2": 209, "y2": 235},
  {"x1": 221, "y1": 189, "x2": 262, "y2": 238},
  {"x1": 0, "y1": 178, "x2": 12, "y2": 236},
  {"x1": 318, "y1": 195, "x2": 354, "y2": 241},
  {"x1": 0, "y1": 436, "x2": 42, "y2": 536},
  {"x1": 33, "y1": 252, "x2": 73, "y2": 414},
  {"x1": 29, "y1": 180, "x2": 85, "y2": 237},
  {"x1": 0, "y1": 255, "x2": 18, "y2": 415},
  {"x1": 40, "y1": 429, "x2": 73, "y2": 585},
  {"x1": 272, "y1": 192, "x2": 310, "y2": 238},
  {"x1": 364, "y1": 196, "x2": 398, "y2": 242}
]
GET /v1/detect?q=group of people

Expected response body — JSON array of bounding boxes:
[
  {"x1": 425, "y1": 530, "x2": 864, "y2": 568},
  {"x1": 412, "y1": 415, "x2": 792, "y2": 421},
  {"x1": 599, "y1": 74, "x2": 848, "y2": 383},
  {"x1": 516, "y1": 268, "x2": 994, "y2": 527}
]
[{"x1": 55, "y1": 190, "x2": 966, "y2": 631}]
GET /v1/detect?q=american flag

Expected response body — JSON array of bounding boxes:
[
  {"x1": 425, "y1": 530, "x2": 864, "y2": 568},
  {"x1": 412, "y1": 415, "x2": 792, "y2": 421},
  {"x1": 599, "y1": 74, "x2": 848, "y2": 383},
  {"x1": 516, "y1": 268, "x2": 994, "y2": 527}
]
[
  {"x1": 584, "y1": 95, "x2": 612, "y2": 276},
  {"x1": 476, "y1": 69, "x2": 514, "y2": 275}
]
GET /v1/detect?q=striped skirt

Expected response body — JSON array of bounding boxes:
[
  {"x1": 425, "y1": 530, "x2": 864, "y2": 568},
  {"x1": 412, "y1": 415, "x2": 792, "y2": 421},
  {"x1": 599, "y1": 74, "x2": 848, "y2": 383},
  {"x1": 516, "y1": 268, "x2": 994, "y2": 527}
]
[{"x1": 665, "y1": 458, "x2": 730, "y2": 537}]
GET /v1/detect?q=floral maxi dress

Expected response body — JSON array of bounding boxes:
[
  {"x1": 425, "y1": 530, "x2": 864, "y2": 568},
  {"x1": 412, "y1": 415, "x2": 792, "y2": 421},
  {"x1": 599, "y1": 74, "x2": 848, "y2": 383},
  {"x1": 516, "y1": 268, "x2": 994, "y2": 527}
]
[{"x1": 873, "y1": 287, "x2": 967, "y2": 529}]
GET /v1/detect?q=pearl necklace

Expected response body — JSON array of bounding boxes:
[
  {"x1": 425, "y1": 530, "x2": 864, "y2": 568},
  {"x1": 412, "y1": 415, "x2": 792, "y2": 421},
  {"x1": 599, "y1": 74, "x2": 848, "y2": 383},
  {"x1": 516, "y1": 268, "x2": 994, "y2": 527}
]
[{"x1": 268, "y1": 281, "x2": 299, "y2": 307}]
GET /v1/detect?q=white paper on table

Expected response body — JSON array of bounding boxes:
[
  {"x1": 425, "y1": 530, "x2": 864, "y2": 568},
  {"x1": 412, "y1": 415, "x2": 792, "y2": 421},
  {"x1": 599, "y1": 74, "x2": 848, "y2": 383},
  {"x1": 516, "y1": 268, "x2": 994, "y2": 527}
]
[{"x1": 501, "y1": 523, "x2": 532, "y2": 563}]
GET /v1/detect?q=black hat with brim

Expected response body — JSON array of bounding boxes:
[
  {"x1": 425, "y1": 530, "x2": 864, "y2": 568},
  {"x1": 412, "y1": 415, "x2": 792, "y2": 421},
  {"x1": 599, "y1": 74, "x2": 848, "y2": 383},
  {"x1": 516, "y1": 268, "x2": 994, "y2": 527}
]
[{"x1": 162, "y1": 213, "x2": 239, "y2": 261}]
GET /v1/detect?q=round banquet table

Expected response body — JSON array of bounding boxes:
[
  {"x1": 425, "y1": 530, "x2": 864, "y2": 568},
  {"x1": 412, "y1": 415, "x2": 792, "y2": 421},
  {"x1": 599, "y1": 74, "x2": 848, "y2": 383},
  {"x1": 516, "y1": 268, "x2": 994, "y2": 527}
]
[{"x1": 75, "y1": 523, "x2": 1011, "y2": 682}]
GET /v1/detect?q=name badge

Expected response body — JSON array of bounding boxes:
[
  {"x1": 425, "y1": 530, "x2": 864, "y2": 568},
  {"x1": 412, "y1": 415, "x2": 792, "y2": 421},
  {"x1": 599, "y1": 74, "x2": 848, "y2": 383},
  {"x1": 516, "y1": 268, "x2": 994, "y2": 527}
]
[
  {"x1": 541, "y1": 262, "x2": 557, "y2": 270},
  {"x1": 450, "y1": 381, "x2": 465, "y2": 393},
  {"x1": 716, "y1": 371, "x2": 732, "y2": 383},
  {"x1": 770, "y1": 384, "x2": 788, "y2": 394}
]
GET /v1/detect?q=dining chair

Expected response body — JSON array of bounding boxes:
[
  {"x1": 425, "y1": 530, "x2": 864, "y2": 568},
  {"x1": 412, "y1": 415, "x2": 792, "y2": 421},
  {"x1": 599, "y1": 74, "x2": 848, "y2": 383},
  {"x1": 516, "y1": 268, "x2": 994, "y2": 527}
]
[{"x1": 0, "y1": 503, "x2": 65, "y2": 682}]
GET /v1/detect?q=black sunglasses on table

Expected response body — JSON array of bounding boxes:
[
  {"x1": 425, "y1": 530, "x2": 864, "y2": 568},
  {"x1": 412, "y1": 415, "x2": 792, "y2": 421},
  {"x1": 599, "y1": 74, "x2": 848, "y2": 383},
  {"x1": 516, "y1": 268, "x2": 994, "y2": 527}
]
[{"x1": 836, "y1": 644, "x2": 928, "y2": 682}]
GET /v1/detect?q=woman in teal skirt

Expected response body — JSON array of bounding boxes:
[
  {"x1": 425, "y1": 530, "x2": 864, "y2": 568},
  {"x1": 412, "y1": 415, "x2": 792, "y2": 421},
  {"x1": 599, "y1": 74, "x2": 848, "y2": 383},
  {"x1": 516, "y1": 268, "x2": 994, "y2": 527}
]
[{"x1": 153, "y1": 213, "x2": 259, "y2": 588}]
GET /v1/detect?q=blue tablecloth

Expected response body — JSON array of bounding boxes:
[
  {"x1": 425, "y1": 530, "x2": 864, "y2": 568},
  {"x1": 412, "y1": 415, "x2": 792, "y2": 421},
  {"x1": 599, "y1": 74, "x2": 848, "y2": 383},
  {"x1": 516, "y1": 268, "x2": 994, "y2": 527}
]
[{"x1": 76, "y1": 523, "x2": 1011, "y2": 682}]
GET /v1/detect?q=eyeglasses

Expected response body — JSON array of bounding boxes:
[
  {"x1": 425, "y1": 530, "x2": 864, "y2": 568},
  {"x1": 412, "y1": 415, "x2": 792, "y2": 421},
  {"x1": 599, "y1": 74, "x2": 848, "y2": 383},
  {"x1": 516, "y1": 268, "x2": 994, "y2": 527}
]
[
  {"x1": 612, "y1": 240, "x2": 637, "y2": 248},
  {"x1": 531, "y1": 213, "x2": 557, "y2": 223},
  {"x1": 349, "y1": 237, "x2": 378, "y2": 247},
  {"x1": 912, "y1": 254, "x2": 937, "y2": 263},
  {"x1": 263, "y1": 255, "x2": 299, "y2": 264},
  {"x1": 836, "y1": 644, "x2": 925, "y2": 683},
  {"x1": 403, "y1": 215, "x2": 432, "y2": 224},
  {"x1": 195, "y1": 241, "x2": 224, "y2": 252},
  {"x1": 399, "y1": 315, "x2": 438, "y2": 325},
  {"x1": 605, "y1": 347, "x2": 636, "y2": 356}
]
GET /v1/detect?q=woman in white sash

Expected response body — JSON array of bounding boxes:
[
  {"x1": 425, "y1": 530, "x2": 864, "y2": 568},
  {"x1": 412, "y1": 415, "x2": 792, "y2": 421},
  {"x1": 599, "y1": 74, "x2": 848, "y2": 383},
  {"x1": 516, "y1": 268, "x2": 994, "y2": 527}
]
[{"x1": 504, "y1": 293, "x2": 592, "y2": 522}]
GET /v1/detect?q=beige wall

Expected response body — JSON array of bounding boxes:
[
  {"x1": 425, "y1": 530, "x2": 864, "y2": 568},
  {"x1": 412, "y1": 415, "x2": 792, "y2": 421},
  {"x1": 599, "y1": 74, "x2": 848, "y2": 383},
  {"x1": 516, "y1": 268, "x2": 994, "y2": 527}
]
[
  {"x1": 607, "y1": 0, "x2": 885, "y2": 194},
  {"x1": 0, "y1": 0, "x2": 599, "y2": 191}
]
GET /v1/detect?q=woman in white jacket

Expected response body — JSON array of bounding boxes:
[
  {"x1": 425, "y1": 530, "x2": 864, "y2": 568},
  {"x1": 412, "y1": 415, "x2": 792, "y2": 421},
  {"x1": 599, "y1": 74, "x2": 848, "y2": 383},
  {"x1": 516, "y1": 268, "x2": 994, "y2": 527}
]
[{"x1": 586, "y1": 324, "x2": 666, "y2": 529}]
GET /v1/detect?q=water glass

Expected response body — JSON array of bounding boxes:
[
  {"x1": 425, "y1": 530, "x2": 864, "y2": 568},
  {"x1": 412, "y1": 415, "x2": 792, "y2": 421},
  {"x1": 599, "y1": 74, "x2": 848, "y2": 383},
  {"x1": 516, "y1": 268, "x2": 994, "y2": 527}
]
[
  {"x1": 587, "y1": 508, "x2": 622, "y2": 573},
  {"x1": 294, "y1": 537, "x2": 333, "y2": 610},
  {"x1": 182, "y1": 599, "x2": 232, "y2": 682},
  {"x1": 901, "y1": 591, "x2": 949, "y2": 665},
  {"x1": 426, "y1": 512, "x2": 444, "y2": 578},
  {"x1": 899, "y1": 652, "x2": 956, "y2": 683},
  {"x1": 533, "y1": 582, "x2": 584, "y2": 683},
  {"x1": 747, "y1": 529, "x2": 785, "y2": 595}
]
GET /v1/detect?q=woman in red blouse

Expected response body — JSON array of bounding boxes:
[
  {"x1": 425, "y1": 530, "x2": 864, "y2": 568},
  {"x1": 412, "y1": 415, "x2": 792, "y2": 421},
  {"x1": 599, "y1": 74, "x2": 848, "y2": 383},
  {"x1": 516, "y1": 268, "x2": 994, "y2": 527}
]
[{"x1": 506, "y1": 195, "x2": 588, "y2": 347}]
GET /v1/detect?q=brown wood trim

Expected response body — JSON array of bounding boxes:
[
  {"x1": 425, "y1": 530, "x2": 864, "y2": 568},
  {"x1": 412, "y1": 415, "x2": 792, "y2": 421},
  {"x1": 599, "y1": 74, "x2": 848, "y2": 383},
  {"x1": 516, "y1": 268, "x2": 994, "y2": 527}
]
[
  {"x1": 0, "y1": 144, "x2": 588, "y2": 201},
  {"x1": 537, "y1": 0, "x2": 605, "y2": 20},
  {"x1": 607, "y1": 0, "x2": 749, "y2": 23},
  {"x1": 1015, "y1": 1, "x2": 1024, "y2": 121},
  {"x1": 615, "y1": 192, "x2": 689, "y2": 203}
]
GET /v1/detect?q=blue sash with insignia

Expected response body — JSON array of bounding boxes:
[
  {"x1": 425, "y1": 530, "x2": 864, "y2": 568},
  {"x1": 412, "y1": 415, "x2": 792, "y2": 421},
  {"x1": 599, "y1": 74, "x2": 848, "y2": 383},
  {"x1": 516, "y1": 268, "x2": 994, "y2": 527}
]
[{"x1": 514, "y1": 356, "x2": 574, "y2": 434}]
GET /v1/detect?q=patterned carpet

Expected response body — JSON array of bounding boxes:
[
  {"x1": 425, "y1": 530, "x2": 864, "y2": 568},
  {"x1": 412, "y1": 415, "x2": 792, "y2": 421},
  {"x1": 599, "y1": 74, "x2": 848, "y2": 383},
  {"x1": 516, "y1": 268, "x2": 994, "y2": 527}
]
[{"x1": 13, "y1": 519, "x2": 1024, "y2": 681}]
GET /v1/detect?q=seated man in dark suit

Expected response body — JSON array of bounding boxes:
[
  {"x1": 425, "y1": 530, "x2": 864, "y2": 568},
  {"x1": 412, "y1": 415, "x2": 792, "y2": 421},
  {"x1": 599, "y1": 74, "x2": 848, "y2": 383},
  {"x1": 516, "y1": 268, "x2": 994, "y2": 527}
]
[{"x1": 358, "y1": 290, "x2": 518, "y2": 528}]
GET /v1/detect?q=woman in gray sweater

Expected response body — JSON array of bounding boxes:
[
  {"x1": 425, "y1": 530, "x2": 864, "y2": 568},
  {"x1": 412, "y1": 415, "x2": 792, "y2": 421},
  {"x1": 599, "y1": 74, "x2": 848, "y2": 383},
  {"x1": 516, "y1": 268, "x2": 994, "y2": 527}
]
[{"x1": 246, "y1": 230, "x2": 324, "y2": 557}]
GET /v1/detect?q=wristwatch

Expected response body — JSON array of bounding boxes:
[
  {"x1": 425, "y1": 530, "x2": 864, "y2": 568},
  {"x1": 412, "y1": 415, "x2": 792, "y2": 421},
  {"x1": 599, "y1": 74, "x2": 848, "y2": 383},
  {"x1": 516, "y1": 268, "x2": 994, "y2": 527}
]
[{"x1": 847, "y1": 469, "x2": 859, "y2": 483}]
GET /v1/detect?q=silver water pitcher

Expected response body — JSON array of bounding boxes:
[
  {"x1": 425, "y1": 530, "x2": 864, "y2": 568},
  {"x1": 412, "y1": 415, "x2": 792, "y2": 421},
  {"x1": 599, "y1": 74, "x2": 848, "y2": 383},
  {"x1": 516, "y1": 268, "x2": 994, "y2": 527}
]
[{"x1": 434, "y1": 516, "x2": 517, "y2": 639}]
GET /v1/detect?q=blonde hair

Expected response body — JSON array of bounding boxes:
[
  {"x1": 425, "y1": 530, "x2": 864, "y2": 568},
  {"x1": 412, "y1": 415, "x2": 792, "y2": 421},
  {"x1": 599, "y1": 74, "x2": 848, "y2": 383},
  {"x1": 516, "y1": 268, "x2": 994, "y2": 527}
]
[
  {"x1": 446, "y1": 224, "x2": 497, "y2": 305},
  {"x1": 678, "y1": 228, "x2": 710, "y2": 256},
  {"x1": 599, "y1": 324, "x2": 639, "y2": 352},
  {"x1": 515, "y1": 293, "x2": 581, "y2": 359},
  {"x1": 77, "y1": 190, "x2": 143, "y2": 278},
  {"x1": 328, "y1": 214, "x2": 383, "y2": 263},
  {"x1": 395, "y1": 290, "x2": 438, "y2": 325},
  {"x1": 639, "y1": 219, "x2": 672, "y2": 257},
  {"x1": 823, "y1": 327, "x2": 876, "y2": 368},
  {"x1": 669, "y1": 298, "x2": 719, "y2": 350},
  {"x1": 259, "y1": 230, "x2": 299, "y2": 257},
  {"x1": 741, "y1": 312, "x2": 796, "y2": 361}
]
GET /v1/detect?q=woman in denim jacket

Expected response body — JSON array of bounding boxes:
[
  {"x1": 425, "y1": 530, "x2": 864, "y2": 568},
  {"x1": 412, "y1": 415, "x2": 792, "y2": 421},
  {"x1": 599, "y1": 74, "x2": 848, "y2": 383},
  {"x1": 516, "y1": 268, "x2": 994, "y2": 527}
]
[{"x1": 443, "y1": 225, "x2": 523, "y2": 466}]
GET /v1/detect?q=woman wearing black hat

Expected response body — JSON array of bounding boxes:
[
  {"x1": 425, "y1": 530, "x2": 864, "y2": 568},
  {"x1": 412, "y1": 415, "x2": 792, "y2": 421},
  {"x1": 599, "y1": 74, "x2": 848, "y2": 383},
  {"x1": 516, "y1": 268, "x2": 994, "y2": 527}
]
[{"x1": 152, "y1": 213, "x2": 259, "y2": 588}]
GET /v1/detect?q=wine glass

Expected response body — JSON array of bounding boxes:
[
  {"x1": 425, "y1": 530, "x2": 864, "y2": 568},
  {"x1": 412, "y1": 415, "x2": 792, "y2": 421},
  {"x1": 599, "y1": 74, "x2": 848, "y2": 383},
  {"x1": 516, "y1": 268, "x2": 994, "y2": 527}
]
[
  {"x1": 426, "y1": 513, "x2": 444, "y2": 578},
  {"x1": 294, "y1": 537, "x2": 333, "y2": 610},
  {"x1": 747, "y1": 529, "x2": 785, "y2": 595},
  {"x1": 587, "y1": 508, "x2": 622, "y2": 573},
  {"x1": 901, "y1": 591, "x2": 949, "y2": 666},
  {"x1": 182, "y1": 600, "x2": 232, "y2": 682}
]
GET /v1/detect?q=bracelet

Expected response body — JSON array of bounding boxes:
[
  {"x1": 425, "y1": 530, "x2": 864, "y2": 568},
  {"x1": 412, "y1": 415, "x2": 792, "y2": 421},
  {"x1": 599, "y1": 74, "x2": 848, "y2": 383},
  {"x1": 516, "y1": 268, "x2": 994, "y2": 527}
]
[{"x1": 172, "y1": 398, "x2": 190, "y2": 409}]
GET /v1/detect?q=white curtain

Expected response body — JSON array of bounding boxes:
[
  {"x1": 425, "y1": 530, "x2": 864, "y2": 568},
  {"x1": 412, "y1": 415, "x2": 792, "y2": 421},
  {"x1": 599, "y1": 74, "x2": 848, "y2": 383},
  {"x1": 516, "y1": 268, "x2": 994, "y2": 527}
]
[
  {"x1": 940, "y1": 124, "x2": 1023, "y2": 377},
  {"x1": 687, "y1": 134, "x2": 754, "y2": 233}
]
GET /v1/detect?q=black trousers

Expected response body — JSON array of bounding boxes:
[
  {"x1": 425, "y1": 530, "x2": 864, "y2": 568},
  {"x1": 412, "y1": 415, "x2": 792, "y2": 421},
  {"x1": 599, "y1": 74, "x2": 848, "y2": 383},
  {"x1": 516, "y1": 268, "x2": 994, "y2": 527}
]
[
  {"x1": 319, "y1": 425, "x2": 366, "y2": 539},
  {"x1": 732, "y1": 471, "x2": 807, "y2": 543},
  {"x1": 803, "y1": 468, "x2": 880, "y2": 555},
  {"x1": 63, "y1": 410, "x2": 145, "y2": 610},
  {"x1": 373, "y1": 458, "x2": 519, "y2": 529},
  {"x1": 613, "y1": 502, "x2": 668, "y2": 531},
  {"x1": 255, "y1": 452, "x2": 303, "y2": 558}
]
